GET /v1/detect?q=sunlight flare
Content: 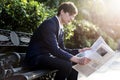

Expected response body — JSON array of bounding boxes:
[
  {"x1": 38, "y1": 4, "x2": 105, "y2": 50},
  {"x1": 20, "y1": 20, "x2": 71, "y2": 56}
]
[{"x1": 108, "y1": 0, "x2": 120, "y2": 15}]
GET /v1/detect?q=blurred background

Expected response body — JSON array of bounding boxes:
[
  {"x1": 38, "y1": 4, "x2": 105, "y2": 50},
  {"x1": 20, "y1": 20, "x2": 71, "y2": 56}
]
[{"x1": 1, "y1": 0, "x2": 120, "y2": 50}]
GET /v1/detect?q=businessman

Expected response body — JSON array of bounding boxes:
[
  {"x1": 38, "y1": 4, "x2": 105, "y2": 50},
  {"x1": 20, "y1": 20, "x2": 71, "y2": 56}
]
[{"x1": 23, "y1": 1, "x2": 91, "y2": 80}]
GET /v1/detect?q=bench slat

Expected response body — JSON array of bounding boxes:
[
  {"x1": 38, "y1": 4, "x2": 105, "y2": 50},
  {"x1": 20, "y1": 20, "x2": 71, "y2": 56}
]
[
  {"x1": 5, "y1": 68, "x2": 57, "y2": 80},
  {"x1": 15, "y1": 70, "x2": 52, "y2": 80}
]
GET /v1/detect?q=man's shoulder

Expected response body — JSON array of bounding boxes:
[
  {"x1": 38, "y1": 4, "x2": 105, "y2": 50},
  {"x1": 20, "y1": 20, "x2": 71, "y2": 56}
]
[
  {"x1": 45, "y1": 16, "x2": 58, "y2": 23},
  {"x1": 42, "y1": 16, "x2": 58, "y2": 27}
]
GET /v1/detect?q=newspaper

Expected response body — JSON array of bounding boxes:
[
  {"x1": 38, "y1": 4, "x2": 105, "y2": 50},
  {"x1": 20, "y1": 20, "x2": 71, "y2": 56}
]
[{"x1": 72, "y1": 36, "x2": 115, "y2": 77}]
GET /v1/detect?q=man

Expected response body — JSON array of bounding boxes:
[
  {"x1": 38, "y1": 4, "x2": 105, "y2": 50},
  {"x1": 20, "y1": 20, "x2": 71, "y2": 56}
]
[{"x1": 23, "y1": 2, "x2": 91, "y2": 80}]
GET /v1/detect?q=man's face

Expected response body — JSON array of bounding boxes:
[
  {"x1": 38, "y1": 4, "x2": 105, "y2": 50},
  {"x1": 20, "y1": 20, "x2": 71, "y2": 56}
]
[{"x1": 60, "y1": 10, "x2": 76, "y2": 24}]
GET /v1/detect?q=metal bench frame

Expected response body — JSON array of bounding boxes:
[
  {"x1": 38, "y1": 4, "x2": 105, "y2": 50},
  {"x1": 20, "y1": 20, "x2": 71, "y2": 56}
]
[{"x1": 0, "y1": 52, "x2": 57, "y2": 80}]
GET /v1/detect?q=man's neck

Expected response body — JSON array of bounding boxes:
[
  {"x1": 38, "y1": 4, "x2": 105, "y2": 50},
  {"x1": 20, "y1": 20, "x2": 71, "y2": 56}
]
[
  {"x1": 56, "y1": 16, "x2": 63, "y2": 25},
  {"x1": 56, "y1": 16, "x2": 63, "y2": 29}
]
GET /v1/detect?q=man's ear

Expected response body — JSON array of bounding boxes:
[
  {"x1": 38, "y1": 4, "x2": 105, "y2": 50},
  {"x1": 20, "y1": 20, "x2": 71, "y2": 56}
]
[{"x1": 60, "y1": 10, "x2": 65, "y2": 15}]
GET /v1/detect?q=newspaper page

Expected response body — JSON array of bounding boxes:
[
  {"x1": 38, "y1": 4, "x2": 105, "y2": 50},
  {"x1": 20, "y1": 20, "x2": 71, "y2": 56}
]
[{"x1": 72, "y1": 36, "x2": 115, "y2": 77}]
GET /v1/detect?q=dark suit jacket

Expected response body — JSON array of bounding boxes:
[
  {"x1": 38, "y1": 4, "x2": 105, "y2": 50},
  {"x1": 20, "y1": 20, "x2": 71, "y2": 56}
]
[{"x1": 24, "y1": 16, "x2": 79, "y2": 66}]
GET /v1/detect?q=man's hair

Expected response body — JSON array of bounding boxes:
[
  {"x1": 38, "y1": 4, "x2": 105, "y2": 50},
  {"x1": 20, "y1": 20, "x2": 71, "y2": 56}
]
[{"x1": 57, "y1": 2, "x2": 78, "y2": 16}]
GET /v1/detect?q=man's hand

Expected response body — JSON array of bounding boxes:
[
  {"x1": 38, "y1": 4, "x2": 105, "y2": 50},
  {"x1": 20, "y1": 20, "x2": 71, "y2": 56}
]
[
  {"x1": 70, "y1": 56, "x2": 91, "y2": 65},
  {"x1": 78, "y1": 47, "x2": 91, "y2": 53},
  {"x1": 78, "y1": 57, "x2": 91, "y2": 65}
]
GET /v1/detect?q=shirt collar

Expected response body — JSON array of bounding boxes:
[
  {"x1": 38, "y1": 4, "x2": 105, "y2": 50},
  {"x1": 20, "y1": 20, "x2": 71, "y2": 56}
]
[{"x1": 55, "y1": 16, "x2": 63, "y2": 29}]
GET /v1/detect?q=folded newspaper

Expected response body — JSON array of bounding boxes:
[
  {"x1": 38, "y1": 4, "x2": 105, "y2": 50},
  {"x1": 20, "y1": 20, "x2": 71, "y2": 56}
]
[{"x1": 72, "y1": 36, "x2": 115, "y2": 77}]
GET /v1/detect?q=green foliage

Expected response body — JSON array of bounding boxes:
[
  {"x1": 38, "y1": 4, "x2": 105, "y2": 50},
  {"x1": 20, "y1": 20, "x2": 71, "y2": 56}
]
[
  {"x1": 65, "y1": 19, "x2": 117, "y2": 50},
  {"x1": 65, "y1": 20, "x2": 100, "y2": 48},
  {"x1": 0, "y1": 0, "x2": 55, "y2": 32},
  {"x1": 35, "y1": 0, "x2": 69, "y2": 8},
  {"x1": 64, "y1": 22, "x2": 76, "y2": 40}
]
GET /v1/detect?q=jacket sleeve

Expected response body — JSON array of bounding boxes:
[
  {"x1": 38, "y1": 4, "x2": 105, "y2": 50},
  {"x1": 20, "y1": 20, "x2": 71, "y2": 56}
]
[
  {"x1": 41, "y1": 20, "x2": 73, "y2": 61},
  {"x1": 58, "y1": 31, "x2": 79, "y2": 55}
]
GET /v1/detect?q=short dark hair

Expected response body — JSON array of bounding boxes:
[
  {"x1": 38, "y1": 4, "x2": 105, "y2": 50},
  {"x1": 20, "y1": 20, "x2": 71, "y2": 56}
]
[{"x1": 57, "y1": 2, "x2": 78, "y2": 16}]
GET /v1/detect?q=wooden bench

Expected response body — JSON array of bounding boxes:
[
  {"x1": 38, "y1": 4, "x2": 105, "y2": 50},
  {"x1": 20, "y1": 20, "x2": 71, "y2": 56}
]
[
  {"x1": 0, "y1": 29, "x2": 57, "y2": 80},
  {"x1": 0, "y1": 52, "x2": 57, "y2": 80}
]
